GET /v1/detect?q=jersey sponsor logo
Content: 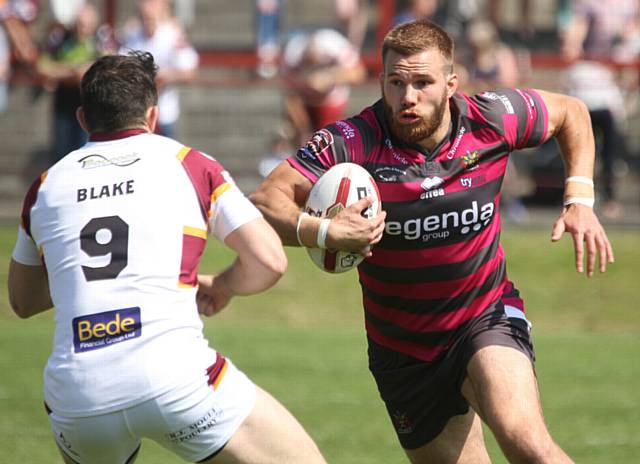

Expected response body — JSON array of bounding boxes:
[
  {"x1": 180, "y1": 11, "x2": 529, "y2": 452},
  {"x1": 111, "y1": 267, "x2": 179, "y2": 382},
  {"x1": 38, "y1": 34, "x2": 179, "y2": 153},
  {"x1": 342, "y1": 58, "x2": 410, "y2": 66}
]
[
  {"x1": 72, "y1": 307, "x2": 142, "y2": 353},
  {"x1": 481, "y1": 91, "x2": 515, "y2": 114},
  {"x1": 460, "y1": 174, "x2": 486, "y2": 189},
  {"x1": 446, "y1": 126, "x2": 466, "y2": 159},
  {"x1": 335, "y1": 120, "x2": 356, "y2": 139},
  {"x1": 421, "y1": 176, "x2": 444, "y2": 190},
  {"x1": 166, "y1": 406, "x2": 222, "y2": 443},
  {"x1": 420, "y1": 176, "x2": 445, "y2": 199},
  {"x1": 77, "y1": 180, "x2": 135, "y2": 202},
  {"x1": 385, "y1": 138, "x2": 409, "y2": 164},
  {"x1": 385, "y1": 200, "x2": 495, "y2": 242},
  {"x1": 374, "y1": 166, "x2": 407, "y2": 182},
  {"x1": 78, "y1": 153, "x2": 140, "y2": 169},
  {"x1": 420, "y1": 188, "x2": 445, "y2": 200}
]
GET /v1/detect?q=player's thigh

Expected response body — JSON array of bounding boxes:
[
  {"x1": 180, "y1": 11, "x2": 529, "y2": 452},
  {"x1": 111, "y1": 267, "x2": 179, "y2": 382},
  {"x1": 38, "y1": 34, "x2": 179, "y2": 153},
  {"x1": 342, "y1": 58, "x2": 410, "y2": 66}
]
[
  {"x1": 463, "y1": 345, "x2": 549, "y2": 442},
  {"x1": 48, "y1": 409, "x2": 141, "y2": 464},
  {"x1": 132, "y1": 356, "x2": 257, "y2": 463},
  {"x1": 207, "y1": 386, "x2": 326, "y2": 464},
  {"x1": 403, "y1": 408, "x2": 490, "y2": 464}
]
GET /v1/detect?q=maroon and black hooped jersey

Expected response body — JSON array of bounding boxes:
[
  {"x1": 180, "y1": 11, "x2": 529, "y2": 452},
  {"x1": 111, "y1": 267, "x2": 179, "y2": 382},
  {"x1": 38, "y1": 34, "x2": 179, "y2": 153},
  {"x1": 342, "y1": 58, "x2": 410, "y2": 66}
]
[{"x1": 288, "y1": 89, "x2": 549, "y2": 361}]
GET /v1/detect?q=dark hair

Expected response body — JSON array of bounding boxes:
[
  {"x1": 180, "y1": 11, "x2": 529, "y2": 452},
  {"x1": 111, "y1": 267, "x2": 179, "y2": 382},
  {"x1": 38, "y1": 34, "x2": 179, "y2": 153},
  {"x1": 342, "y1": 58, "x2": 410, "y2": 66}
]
[
  {"x1": 382, "y1": 19, "x2": 454, "y2": 74},
  {"x1": 80, "y1": 51, "x2": 158, "y2": 133}
]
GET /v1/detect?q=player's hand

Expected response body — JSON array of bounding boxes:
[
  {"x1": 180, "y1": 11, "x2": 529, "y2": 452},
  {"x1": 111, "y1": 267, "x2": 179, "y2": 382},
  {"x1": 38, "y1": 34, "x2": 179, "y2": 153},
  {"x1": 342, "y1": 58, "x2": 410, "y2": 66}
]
[
  {"x1": 196, "y1": 274, "x2": 233, "y2": 316},
  {"x1": 550, "y1": 204, "x2": 614, "y2": 277},
  {"x1": 326, "y1": 196, "x2": 386, "y2": 257}
]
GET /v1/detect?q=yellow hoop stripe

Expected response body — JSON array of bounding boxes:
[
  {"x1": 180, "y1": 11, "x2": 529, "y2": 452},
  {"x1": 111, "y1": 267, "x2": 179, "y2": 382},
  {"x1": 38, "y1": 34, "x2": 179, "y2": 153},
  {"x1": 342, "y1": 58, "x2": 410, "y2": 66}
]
[
  {"x1": 213, "y1": 361, "x2": 229, "y2": 390},
  {"x1": 176, "y1": 146, "x2": 191, "y2": 162},
  {"x1": 211, "y1": 182, "x2": 231, "y2": 203},
  {"x1": 183, "y1": 226, "x2": 207, "y2": 239}
]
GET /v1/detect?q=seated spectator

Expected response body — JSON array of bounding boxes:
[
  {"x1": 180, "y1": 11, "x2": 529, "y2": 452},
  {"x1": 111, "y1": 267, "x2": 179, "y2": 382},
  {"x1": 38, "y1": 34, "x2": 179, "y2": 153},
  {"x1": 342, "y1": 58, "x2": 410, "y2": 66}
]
[
  {"x1": 281, "y1": 28, "x2": 366, "y2": 146},
  {"x1": 36, "y1": 2, "x2": 115, "y2": 164},
  {"x1": 119, "y1": 0, "x2": 198, "y2": 138}
]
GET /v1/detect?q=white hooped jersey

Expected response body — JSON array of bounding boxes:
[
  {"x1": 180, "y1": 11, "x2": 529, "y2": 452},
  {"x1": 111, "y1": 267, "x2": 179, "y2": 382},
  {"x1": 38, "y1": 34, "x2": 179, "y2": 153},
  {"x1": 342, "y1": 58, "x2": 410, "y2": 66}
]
[{"x1": 12, "y1": 130, "x2": 262, "y2": 416}]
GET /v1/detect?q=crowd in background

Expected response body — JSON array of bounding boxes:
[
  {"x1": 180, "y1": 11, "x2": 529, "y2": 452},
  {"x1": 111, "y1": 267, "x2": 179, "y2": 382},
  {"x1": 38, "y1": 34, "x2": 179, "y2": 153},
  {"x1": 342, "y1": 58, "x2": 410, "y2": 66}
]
[{"x1": 1, "y1": 0, "x2": 639, "y2": 220}]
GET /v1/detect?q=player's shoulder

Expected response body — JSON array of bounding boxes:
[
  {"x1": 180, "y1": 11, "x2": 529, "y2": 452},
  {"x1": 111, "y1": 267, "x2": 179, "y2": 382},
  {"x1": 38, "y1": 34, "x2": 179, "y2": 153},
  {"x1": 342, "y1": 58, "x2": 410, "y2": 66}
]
[{"x1": 326, "y1": 102, "x2": 383, "y2": 144}]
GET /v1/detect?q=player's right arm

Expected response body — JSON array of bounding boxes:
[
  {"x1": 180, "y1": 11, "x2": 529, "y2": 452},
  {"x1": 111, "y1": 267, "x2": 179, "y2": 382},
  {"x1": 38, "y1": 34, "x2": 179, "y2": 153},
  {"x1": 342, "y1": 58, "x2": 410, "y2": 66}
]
[
  {"x1": 197, "y1": 216, "x2": 287, "y2": 316},
  {"x1": 250, "y1": 161, "x2": 385, "y2": 255}
]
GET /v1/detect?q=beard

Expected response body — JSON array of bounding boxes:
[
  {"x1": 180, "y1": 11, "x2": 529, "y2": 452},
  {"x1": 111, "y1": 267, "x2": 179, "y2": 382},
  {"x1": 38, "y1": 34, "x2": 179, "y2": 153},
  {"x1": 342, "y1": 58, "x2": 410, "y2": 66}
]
[{"x1": 383, "y1": 88, "x2": 448, "y2": 145}]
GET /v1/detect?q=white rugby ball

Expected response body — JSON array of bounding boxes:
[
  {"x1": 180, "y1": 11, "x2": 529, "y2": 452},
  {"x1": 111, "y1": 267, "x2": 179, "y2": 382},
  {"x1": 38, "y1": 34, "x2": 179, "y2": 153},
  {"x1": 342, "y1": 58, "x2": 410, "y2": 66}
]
[{"x1": 304, "y1": 163, "x2": 381, "y2": 273}]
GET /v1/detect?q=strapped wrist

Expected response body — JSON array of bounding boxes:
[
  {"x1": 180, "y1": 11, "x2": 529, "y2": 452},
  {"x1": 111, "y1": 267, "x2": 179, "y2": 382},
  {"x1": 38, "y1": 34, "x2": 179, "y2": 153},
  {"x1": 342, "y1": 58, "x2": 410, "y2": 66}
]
[
  {"x1": 296, "y1": 212, "x2": 309, "y2": 246},
  {"x1": 564, "y1": 197, "x2": 595, "y2": 208},
  {"x1": 316, "y1": 219, "x2": 331, "y2": 249}
]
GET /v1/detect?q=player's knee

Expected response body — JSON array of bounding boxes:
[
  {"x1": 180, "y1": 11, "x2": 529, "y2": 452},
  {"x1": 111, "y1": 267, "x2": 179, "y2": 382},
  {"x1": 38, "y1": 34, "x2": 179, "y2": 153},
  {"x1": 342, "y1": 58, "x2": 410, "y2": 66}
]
[{"x1": 499, "y1": 429, "x2": 559, "y2": 463}]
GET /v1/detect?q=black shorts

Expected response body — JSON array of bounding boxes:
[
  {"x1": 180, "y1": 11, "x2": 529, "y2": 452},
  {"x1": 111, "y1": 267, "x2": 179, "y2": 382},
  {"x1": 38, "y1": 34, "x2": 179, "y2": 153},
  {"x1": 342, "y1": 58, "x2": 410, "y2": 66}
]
[{"x1": 368, "y1": 302, "x2": 535, "y2": 450}]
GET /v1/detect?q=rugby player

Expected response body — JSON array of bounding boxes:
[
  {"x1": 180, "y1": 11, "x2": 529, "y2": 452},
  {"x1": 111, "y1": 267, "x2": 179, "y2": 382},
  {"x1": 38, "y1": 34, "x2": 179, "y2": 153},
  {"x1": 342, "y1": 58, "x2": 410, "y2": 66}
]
[
  {"x1": 8, "y1": 52, "x2": 326, "y2": 464},
  {"x1": 251, "y1": 19, "x2": 614, "y2": 463}
]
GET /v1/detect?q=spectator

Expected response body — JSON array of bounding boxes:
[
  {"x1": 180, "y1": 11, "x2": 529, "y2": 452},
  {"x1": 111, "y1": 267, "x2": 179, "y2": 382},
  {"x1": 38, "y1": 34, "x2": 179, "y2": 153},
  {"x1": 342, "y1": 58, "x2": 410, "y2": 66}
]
[
  {"x1": 0, "y1": 14, "x2": 8, "y2": 112},
  {"x1": 335, "y1": 0, "x2": 367, "y2": 51},
  {"x1": 487, "y1": 0, "x2": 533, "y2": 41},
  {"x1": 393, "y1": 0, "x2": 439, "y2": 27},
  {"x1": 0, "y1": 0, "x2": 39, "y2": 112},
  {"x1": 255, "y1": 0, "x2": 283, "y2": 79},
  {"x1": 36, "y1": 2, "x2": 115, "y2": 164},
  {"x1": 462, "y1": 19, "x2": 531, "y2": 222},
  {"x1": 258, "y1": 124, "x2": 294, "y2": 178},
  {"x1": 282, "y1": 28, "x2": 366, "y2": 146},
  {"x1": 560, "y1": 0, "x2": 640, "y2": 219},
  {"x1": 119, "y1": 0, "x2": 198, "y2": 138}
]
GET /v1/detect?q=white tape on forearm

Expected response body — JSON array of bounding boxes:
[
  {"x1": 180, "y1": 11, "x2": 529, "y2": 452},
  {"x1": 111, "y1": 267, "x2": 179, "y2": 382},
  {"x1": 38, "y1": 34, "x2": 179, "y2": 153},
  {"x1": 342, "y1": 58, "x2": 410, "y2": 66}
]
[
  {"x1": 564, "y1": 197, "x2": 595, "y2": 208},
  {"x1": 316, "y1": 219, "x2": 331, "y2": 249},
  {"x1": 296, "y1": 212, "x2": 309, "y2": 246},
  {"x1": 565, "y1": 176, "x2": 594, "y2": 187}
]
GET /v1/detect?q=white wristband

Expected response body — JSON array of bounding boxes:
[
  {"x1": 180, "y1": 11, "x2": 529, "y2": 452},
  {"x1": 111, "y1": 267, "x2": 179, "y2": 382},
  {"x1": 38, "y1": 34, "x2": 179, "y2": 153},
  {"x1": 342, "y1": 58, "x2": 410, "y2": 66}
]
[
  {"x1": 296, "y1": 212, "x2": 309, "y2": 246},
  {"x1": 317, "y1": 219, "x2": 331, "y2": 249},
  {"x1": 565, "y1": 176, "x2": 594, "y2": 187},
  {"x1": 564, "y1": 197, "x2": 595, "y2": 208}
]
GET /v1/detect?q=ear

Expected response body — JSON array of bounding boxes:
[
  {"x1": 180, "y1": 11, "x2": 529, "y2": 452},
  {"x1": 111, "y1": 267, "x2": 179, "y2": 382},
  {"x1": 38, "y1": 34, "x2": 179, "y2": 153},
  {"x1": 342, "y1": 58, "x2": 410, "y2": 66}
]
[
  {"x1": 446, "y1": 72, "x2": 459, "y2": 98},
  {"x1": 145, "y1": 105, "x2": 159, "y2": 133},
  {"x1": 76, "y1": 107, "x2": 90, "y2": 133}
]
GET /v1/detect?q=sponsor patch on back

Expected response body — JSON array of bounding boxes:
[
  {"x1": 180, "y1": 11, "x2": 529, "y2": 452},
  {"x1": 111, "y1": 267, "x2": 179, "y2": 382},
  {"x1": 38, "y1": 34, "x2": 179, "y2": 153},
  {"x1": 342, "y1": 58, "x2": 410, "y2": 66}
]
[{"x1": 72, "y1": 307, "x2": 142, "y2": 353}]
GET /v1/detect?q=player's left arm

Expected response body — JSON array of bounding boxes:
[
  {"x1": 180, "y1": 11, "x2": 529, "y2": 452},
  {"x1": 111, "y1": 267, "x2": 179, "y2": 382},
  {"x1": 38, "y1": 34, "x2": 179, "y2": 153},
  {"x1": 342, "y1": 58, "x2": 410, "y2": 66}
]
[
  {"x1": 8, "y1": 259, "x2": 53, "y2": 318},
  {"x1": 534, "y1": 89, "x2": 614, "y2": 276}
]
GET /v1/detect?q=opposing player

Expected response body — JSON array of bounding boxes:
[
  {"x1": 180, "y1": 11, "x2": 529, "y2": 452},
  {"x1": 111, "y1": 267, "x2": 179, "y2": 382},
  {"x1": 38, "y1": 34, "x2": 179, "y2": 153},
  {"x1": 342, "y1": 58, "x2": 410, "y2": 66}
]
[
  {"x1": 251, "y1": 19, "x2": 614, "y2": 463},
  {"x1": 8, "y1": 52, "x2": 326, "y2": 464}
]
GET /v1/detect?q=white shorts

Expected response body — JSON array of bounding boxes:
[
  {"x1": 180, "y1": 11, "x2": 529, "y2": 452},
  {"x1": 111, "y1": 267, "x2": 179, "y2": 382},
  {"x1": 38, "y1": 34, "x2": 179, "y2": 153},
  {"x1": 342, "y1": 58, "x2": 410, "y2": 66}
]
[{"x1": 47, "y1": 355, "x2": 256, "y2": 463}]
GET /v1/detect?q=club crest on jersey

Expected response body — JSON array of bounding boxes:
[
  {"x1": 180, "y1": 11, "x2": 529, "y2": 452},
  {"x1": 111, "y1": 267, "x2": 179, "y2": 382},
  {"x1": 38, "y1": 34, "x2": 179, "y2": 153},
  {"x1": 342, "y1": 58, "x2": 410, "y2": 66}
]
[
  {"x1": 461, "y1": 150, "x2": 480, "y2": 170},
  {"x1": 78, "y1": 153, "x2": 140, "y2": 169},
  {"x1": 72, "y1": 307, "x2": 141, "y2": 353},
  {"x1": 306, "y1": 129, "x2": 334, "y2": 155}
]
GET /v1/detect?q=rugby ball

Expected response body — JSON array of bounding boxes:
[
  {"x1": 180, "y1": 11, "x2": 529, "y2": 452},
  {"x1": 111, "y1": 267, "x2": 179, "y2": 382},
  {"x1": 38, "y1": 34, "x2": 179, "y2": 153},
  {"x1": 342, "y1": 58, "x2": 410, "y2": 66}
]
[{"x1": 304, "y1": 163, "x2": 381, "y2": 273}]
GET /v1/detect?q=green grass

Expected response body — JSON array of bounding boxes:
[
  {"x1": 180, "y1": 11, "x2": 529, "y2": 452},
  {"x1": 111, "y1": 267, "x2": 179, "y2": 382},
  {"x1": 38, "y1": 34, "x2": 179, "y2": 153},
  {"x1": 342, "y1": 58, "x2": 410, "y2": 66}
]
[{"x1": 0, "y1": 225, "x2": 638, "y2": 462}]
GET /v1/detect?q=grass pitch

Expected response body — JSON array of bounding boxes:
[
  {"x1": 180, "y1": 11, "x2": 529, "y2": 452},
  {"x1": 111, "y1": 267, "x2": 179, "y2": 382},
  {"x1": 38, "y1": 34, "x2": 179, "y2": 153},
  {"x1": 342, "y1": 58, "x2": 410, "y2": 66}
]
[{"x1": 0, "y1": 224, "x2": 638, "y2": 463}]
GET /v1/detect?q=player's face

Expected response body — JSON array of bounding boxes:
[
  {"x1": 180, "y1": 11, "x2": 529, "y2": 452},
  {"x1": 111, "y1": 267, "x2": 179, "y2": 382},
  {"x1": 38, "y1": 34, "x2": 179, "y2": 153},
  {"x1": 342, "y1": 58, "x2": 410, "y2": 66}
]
[{"x1": 381, "y1": 49, "x2": 457, "y2": 146}]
